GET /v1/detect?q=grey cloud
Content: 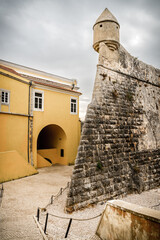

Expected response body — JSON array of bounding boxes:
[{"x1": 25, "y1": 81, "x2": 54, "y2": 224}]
[{"x1": 0, "y1": 0, "x2": 159, "y2": 120}]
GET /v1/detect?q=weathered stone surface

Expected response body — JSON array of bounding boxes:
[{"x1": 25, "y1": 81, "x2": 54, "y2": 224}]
[{"x1": 66, "y1": 8, "x2": 160, "y2": 211}]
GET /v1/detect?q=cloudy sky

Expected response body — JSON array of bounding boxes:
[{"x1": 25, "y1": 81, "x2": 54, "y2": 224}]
[{"x1": 0, "y1": 0, "x2": 160, "y2": 120}]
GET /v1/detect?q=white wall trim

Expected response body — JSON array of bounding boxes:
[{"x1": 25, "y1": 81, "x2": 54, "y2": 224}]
[{"x1": 33, "y1": 83, "x2": 81, "y2": 96}]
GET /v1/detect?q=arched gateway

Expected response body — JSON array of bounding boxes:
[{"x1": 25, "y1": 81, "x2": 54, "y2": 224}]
[
  {"x1": 0, "y1": 59, "x2": 81, "y2": 181},
  {"x1": 37, "y1": 124, "x2": 67, "y2": 166}
]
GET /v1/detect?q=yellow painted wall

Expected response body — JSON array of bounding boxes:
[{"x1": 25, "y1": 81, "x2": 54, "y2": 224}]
[
  {"x1": 37, "y1": 153, "x2": 52, "y2": 168},
  {"x1": 33, "y1": 87, "x2": 81, "y2": 167},
  {"x1": 0, "y1": 65, "x2": 81, "y2": 175},
  {"x1": 0, "y1": 70, "x2": 29, "y2": 114},
  {"x1": 1, "y1": 104, "x2": 9, "y2": 112},
  {"x1": 0, "y1": 70, "x2": 30, "y2": 162},
  {"x1": 38, "y1": 149, "x2": 59, "y2": 164},
  {"x1": 0, "y1": 150, "x2": 37, "y2": 183},
  {"x1": 0, "y1": 114, "x2": 28, "y2": 161}
]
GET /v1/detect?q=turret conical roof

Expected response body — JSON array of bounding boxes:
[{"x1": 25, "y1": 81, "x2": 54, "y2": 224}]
[{"x1": 94, "y1": 8, "x2": 119, "y2": 27}]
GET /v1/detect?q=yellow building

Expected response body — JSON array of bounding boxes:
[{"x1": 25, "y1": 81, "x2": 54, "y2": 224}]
[{"x1": 0, "y1": 59, "x2": 81, "y2": 183}]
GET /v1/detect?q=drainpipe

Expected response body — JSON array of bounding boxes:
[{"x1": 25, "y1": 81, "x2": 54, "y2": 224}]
[{"x1": 28, "y1": 81, "x2": 32, "y2": 163}]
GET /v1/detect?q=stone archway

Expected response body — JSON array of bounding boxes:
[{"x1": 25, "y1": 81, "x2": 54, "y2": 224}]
[{"x1": 37, "y1": 124, "x2": 67, "y2": 167}]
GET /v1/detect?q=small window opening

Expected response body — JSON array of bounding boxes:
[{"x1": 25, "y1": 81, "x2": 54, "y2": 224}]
[
  {"x1": 70, "y1": 98, "x2": 77, "y2": 114},
  {"x1": 34, "y1": 90, "x2": 44, "y2": 111},
  {"x1": 1, "y1": 90, "x2": 10, "y2": 105},
  {"x1": 61, "y1": 149, "x2": 64, "y2": 157},
  {"x1": 100, "y1": 24, "x2": 103, "y2": 27}
]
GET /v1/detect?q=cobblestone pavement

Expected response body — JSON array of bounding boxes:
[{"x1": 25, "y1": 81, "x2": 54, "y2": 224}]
[
  {"x1": 1, "y1": 165, "x2": 159, "y2": 240},
  {"x1": 38, "y1": 186, "x2": 104, "y2": 240},
  {"x1": 0, "y1": 165, "x2": 74, "y2": 240}
]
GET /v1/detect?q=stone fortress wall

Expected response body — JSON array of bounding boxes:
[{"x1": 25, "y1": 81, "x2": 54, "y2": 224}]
[{"x1": 66, "y1": 9, "x2": 160, "y2": 211}]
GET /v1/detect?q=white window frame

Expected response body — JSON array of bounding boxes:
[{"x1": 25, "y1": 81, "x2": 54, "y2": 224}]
[
  {"x1": 33, "y1": 90, "x2": 44, "y2": 111},
  {"x1": 70, "y1": 97, "x2": 77, "y2": 115},
  {"x1": 1, "y1": 89, "x2": 10, "y2": 105}
]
